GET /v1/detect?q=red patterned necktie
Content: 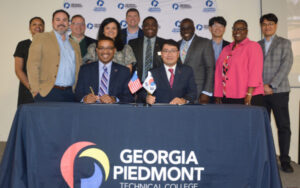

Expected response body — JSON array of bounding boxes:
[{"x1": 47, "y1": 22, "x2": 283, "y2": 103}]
[{"x1": 169, "y1": 68, "x2": 174, "y2": 88}]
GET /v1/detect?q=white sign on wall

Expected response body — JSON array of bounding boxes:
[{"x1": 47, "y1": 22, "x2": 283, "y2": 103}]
[{"x1": 63, "y1": 0, "x2": 216, "y2": 41}]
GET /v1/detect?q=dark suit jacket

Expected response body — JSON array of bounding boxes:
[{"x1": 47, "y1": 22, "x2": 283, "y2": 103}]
[
  {"x1": 70, "y1": 35, "x2": 97, "y2": 57},
  {"x1": 121, "y1": 28, "x2": 144, "y2": 44},
  {"x1": 129, "y1": 36, "x2": 166, "y2": 80},
  {"x1": 222, "y1": 40, "x2": 230, "y2": 49},
  {"x1": 142, "y1": 63, "x2": 197, "y2": 103},
  {"x1": 75, "y1": 62, "x2": 133, "y2": 103},
  {"x1": 178, "y1": 35, "x2": 215, "y2": 99}
]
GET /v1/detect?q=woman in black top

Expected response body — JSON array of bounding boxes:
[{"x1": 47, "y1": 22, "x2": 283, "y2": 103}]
[{"x1": 13, "y1": 17, "x2": 44, "y2": 106}]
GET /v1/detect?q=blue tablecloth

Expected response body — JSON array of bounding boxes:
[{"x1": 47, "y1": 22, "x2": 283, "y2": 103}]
[{"x1": 0, "y1": 103, "x2": 282, "y2": 188}]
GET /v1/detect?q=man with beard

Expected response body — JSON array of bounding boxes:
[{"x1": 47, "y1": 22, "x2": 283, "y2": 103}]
[{"x1": 27, "y1": 9, "x2": 82, "y2": 102}]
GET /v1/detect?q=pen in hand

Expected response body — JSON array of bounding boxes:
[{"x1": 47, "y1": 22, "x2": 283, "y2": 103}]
[{"x1": 89, "y1": 86, "x2": 95, "y2": 95}]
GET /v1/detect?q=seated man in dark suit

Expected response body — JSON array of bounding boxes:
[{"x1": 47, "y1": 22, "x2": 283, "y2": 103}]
[
  {"x1": 145, "y1": 40, "x2": 197, "y2": 105},
  {"x1": 75, "y1": 36, "x2": 133, "y2": 103}
]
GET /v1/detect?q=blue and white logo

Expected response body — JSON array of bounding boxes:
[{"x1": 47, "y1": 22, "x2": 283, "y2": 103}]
[
  {"x1": 118, "y1": 3, "x2": 125, "y2": 9},
  {"x1": 206, "y1": 0, "x2": 213, "y2": 7},
  {"x1": 196, "y1": 24, "x2": 203, "y2": 31},
  {"x1": 120, "y1": 20, "x2": 127, "y2": 28},
  {"x1": 64, "y1": 2, "x2": 70, "y2": 9},
  {"x1": 151, "y1": 0, "x2": 159, "y2": 7},
  {"x1": 97, "y1": 0, "x2": 104, "y2": 6},
  {"x1": 203, "y1": 0, "x2": 216, "y2": 12},
  {"x1": 94, "y1": 0, "x2": 106, "y2": 11},
  {"x1": 149, "y1": 0, "x2": 161, "y2": 12},
  {"x1": 175, "y1": 20, "x2": 181, "y2": 27},
  {"x1": 172, "y1": 3, "x2": 179, "y2": 10},
  {"x1": 172, "y1": 20, "x2": 181, "y2": 33},
  {"x1": 87, "y1": 23, "x2": 94, "y2": 30}
]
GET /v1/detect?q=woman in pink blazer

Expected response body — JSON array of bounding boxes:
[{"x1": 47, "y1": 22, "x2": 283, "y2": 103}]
[{"x1": 214, "y1": 20, "x2": 264, "y2": 106}]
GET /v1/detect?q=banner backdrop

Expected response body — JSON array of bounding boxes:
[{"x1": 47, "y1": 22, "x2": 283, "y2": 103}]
[{"x1": 62, "y1": 0, "x2": 216, "y2": 40}]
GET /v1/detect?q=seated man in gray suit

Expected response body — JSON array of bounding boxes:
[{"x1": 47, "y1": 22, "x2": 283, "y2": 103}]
[
  {"x1": 179, "y1": 18, "x2": 215, "y2": 104},
  {"x1": 259, "y1": 13, "x2": 294, "y2": 173}
]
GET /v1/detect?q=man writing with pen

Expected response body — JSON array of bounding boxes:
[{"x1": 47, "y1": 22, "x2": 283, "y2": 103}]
[{"x1": 74, "y1": 36, "x2": 133, "y2": 104}]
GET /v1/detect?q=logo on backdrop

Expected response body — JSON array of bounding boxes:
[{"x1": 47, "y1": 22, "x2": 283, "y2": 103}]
[
  {"x1": 120, "y1": 20, "x2": 127, "y2": 28},
  {"x1": 203, "y1": 0, "x2": 216, "y2": 12},
  {"x1": 148, "y1": 0, "x2": 161, "y2": 12},
  {"x1": 172, "y1": 3, "x2": 192, "y2": 10},
  {"x1": 63, "y1": 2, "x2": 82, "y2": 9},
  {"x1": 60, "y1": 141, "x2": 110, "y2": 188},
  {"x1": 196, "y1": 24, "x2": 203, "y2": 31},
  {"x1": 87, "y1": 23, "x2": 94, "y2": 30},
  {"x1": 64, "y1": 2, "x2": 71, "y2": 9},
  {"x1": 118, "y1": 3, "x2": 125, "y2": 9},
  {"x1": 172, "y1": 3, "x2": 179, "y2": 10},
  {"x1": 172, "y1": 20, "x2": 181, "y2": 33},
  {"x1": 117, "y1": 2, "x2": 137, "y2": 9},
  {"x1": 94, "y1": 0, "x2": 106, "y2": 12}
]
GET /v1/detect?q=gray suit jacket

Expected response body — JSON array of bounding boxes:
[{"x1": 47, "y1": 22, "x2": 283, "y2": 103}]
[
  {"x1": 258, "y1": 35, "x2": 293, "y2": 93},
  {"x1": 179, "y1": 35, "x2": 215, "y2": 98}
]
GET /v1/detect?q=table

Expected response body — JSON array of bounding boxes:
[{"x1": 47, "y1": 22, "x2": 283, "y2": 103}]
[{"x1": 0, "y1": 103, "x2": 282, "y2": 188}]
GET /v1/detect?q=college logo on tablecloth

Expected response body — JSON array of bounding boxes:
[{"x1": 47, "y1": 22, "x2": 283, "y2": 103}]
[
  {"x1": 60, "y1": 141, "x2": 110, "y2": 188},
  {"x1": 60, "y1": 141, "x2": 205, "y2": 188}
]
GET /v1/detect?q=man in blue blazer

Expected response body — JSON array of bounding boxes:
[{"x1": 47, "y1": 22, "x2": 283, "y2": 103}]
[
  {"x1": 75, "y1": 37, "x2": 133, "y2": 103},
  {"x1": 145, "y1": 40, "x2": 197, "y2": 105}
]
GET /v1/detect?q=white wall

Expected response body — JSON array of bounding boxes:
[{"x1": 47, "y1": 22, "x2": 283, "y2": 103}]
[
  {"x1": 0, "y1": 0, "x2": 62, "y2": 140},
  {"x1": 1, "y1": 0, "x2": 298, "y2": 162},
  {"x1": 262, "y1": 0, "x2": 300, "y2": 163}
]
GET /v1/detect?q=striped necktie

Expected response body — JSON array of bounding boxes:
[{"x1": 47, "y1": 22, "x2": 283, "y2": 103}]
[
  {"x1": 99, "y1": 66, "x2": 108, "y2": 96},
  {"x1": 144, "y1": 38, "x2": 153, "y2": 80}
]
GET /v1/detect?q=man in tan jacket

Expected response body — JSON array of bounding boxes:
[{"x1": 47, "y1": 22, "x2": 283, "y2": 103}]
[{"x1": 27, "y1": 9, "x2": 82, "y2": 102}]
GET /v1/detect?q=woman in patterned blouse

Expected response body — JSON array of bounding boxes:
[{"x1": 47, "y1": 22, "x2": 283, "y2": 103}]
[{"x1": 83, "y1": 17, "x2": 136, "y2": 73}]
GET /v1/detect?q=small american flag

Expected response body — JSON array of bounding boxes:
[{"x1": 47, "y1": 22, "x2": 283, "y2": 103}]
[{"x1": 128, "y1": 71, "x2": 142, "y2": 94}]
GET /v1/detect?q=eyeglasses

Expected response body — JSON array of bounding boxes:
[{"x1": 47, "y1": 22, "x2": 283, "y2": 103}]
[
  {"x1": 232, "y1": 27, "x2": 247, "y2": 32},
  {"x1": 97, "y1": 47, "x2": 115, "y2": 51},
  {"x1": 261, "y1": 22, "x2": 275, "y2": 27},
  {"x1": 162, "y1": 49, "x2": 178, "y2": 54},
  {"x1": 71, "y1": 23, "x2": 85, "y2": 26}
]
